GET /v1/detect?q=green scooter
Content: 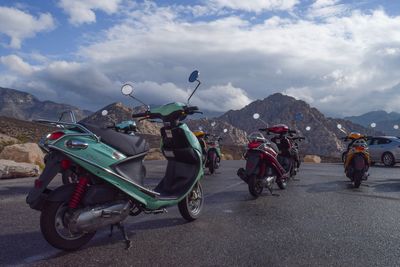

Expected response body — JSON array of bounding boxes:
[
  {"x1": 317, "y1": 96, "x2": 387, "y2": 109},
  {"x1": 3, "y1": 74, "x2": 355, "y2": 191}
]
[{"x1": 26, "y1": 70, "x2": 205, "y2": 251}]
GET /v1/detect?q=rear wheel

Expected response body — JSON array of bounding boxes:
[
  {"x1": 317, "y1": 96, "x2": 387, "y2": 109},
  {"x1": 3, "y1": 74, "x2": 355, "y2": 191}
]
[
  {"x1": 276, "y1": 177, "x2": 287, "y2": 190},
  {"x1": 382, "y1": 152, "x2": 395, "y2": 167},
  {"x1": 208, "y1": 152, "x2": 216, "y2": 174},
  {"x1": 248, "y1": 174, "x2": 264, "y2": 198},
  {"x1": 353, "y1": 177, "x2": 361, "y2": 188},
  {"x1": 40, "y1": 201, "x2": 95, "y2": 251},
  {"x1": 178, "y1": 182, "x2": 203, "y2": 221}
]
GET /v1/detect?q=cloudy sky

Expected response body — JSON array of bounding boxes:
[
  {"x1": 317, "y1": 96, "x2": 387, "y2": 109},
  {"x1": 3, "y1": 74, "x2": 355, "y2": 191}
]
[{"x1": 0, "y1": 0, "x2": 399, "y2": 117}]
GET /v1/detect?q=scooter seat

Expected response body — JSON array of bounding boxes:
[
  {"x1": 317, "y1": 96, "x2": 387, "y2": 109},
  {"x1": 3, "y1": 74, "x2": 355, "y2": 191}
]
[{"x1": 80, "y1": 123, "x2": 149, "y2": 156}]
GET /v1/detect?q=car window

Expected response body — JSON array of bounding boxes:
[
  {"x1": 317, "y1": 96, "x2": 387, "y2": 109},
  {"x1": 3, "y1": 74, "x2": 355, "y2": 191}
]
[
  {"x1": 377, "y1": 138, "x2": 391, "y2": 145},
  {"x1": 368, "y1": 139, "x2": 377, "y2": 145}
]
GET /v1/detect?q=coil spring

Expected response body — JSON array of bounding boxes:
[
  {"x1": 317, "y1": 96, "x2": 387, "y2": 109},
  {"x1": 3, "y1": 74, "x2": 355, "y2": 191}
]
[{"x1": 68, "y1": 177, "x2": 88, "y2": 209}]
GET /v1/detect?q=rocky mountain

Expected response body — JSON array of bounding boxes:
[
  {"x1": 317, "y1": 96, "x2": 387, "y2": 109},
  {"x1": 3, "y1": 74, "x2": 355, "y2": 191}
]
[
  {"x1": 218, "y1": 93, "x2": 380, "y2": 157},
  {"x1": 186, "y1": 118, "x2": 247, "y2": 146},
  {"x1": 0, "y1": 87, "x2": 92, "y2": 121},
  {"x1": 345, "y1": 110, "x2": 400, "y2": 136}
]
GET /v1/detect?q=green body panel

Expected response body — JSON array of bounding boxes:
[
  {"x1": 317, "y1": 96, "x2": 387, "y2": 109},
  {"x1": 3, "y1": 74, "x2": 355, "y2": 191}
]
[
  {"x1": 116, "y1": 120, "x2": 135, "y2": 130},
  {"x1": 151, "y1": 102, "x2": 186, "y2": 116},
  {"x1": 47, "y1": 120, "x2": 203, "y2": 210}
]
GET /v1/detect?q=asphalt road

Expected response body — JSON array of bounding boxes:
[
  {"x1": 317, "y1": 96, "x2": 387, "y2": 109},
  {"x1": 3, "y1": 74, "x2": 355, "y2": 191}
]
[{"x1": 1, "y1": 161, "x2": 400, "y2": 266}]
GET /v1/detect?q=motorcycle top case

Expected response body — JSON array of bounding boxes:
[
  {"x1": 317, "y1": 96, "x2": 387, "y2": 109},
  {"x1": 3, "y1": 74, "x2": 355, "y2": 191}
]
[{"x1": 268, "y1": 124, "x2": 289, "y2": 134}]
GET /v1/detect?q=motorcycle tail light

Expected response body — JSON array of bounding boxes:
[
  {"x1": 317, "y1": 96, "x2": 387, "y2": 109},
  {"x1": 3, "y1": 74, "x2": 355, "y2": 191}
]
[
  {"x1": 60, "y1": 159, "x2": 71, "y2": 170},
  {"x1": 34, "y1": 179, "x2": 43, "y2": 188},
  {"x1": 354, "y1": 146, "x2": 365, "y2": 152},
  {"x1": 248, "y1": 142, "x2": 261, "y2": 149},
  {"x1": 48, "y1": 131, "x2": 65, "y2": 141}
]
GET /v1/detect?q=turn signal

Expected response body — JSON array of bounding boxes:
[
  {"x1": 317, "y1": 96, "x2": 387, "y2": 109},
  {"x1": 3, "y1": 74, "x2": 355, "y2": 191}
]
[{"x1": 48, "y1": 131, "x2": 65, "y2": 141}]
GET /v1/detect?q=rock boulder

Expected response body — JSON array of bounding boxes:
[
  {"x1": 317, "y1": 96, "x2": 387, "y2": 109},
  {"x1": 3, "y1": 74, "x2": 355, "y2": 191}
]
[
  {"x1": 0, "y1": 143, "x2": 44, "y2": 166},
  {"x1": 0, "y1": 159, "x2": 40, "y2": 179}
]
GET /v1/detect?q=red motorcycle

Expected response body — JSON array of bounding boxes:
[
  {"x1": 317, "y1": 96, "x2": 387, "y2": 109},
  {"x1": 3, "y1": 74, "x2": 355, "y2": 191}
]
[
  {"x1": 268, "y1": 125, "x2": 304, "y2": 179},
  {"x1": 237, "y1": 131, "x2": 288, "y2": 198}
]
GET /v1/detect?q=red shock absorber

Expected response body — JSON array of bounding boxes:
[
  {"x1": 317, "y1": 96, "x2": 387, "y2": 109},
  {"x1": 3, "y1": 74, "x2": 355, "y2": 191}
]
[{"x1": 68, "y1": 177, "x2": 89, "y2": 209}]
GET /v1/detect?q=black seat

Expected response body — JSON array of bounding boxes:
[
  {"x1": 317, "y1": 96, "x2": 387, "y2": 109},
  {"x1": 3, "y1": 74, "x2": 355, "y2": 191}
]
[{"x1": 80, "y1": 123, "x2": 149, "y2": 156}]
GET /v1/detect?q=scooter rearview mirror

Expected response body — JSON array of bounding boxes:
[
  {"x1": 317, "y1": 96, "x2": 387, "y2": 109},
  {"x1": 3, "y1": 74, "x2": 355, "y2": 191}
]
[{"x1": 121, "y1": 84, "x2": 134, "y2": 96}]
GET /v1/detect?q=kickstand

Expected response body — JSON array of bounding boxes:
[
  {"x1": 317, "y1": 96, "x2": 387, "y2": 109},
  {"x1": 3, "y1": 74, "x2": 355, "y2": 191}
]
[
  {"x1": 117, "y1": 223, "x2": 131, "y2": 250},
  {"x1": 110, "y1": 223, "x2": 131, "y2": 249}
]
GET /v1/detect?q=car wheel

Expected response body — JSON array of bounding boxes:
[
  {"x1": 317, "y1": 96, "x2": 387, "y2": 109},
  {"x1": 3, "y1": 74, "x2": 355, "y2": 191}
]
[{"x1": 382, "y1": 152, "x2": 395, "y2": 167}]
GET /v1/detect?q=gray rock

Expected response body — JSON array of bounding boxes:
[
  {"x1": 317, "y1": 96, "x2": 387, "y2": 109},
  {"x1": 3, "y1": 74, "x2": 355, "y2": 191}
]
[{"x1": 0, "y1": 159, "x2": 39, "y2": 179}]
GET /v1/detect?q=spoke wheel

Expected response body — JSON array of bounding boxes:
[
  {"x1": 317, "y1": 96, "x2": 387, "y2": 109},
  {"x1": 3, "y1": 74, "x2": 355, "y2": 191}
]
[
  {"x1": 178, "y1": 182, "x2": 204, "y2": 221},
  {"x1": 40, "y1": 201, "x2": 95, "y2": 251},
  {"x1": 248, "y1": 175, "x2": 264, "y2": 198}
]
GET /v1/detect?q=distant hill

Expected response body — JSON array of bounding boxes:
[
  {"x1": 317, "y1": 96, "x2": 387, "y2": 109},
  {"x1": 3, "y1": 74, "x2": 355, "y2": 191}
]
[
  {"x1": 345, "y1": 110, "x2": 400, "y2": 136},
  {"x1": 0, "y1": 87, "x2": 92, "y2": 121},
  {"x1": 218, "y1": 93, "x2": 380, "y2": 157}
]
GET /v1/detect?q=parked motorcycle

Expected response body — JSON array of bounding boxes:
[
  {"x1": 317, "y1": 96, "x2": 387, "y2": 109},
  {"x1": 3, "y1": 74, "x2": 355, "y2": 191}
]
[
  {"x1": 237, "y1": 114, "x2": 288, "y2": 198},
  {"x1": 205, "y1": 129, "x2": 227, "y2": 174},
  {"x1": 26, "y1": 70, "x2": 205, "y2": 251},
  {"x1": 338, "y1": 124, "x2": 370, "y2": 188},
  {"x1": 268, "y1": 126, "x2": 304, "y2": 179}
]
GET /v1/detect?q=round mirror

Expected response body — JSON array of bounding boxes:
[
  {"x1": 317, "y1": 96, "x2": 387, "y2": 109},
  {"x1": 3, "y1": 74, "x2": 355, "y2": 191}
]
[
  {"x1": 211, "y1": 121, "x2": 216, "y2": 127},
  {"x1": 188, "y1": 70, "x2": 199, "y2": 83},
  {"x1": 223, "y1": 128, "x2": 228, "y2": 133},
  {"x1": 337, "y1": 124, "x2": 342, "y2": 130},
  {"x1": 199, "y1": 126, "x2": 203, "y2": 131},
  {"x1": 101, "y1": 110, "x2": 108, "y2": 116},
  {"x1": 370, "y1": 122, "x2": 376, "y2": 128},
  {"x1": 121, "y1": 83, "x2": 133, "y2": 96},
  {"x1": 305, "y1": 126, "x2": 311, "y2": 131},
  {"x1": 394, "y1": 125, "x2": 399, "y2": 130},
  {"x1": 253, "y1": 113, "x2": 260, "y2": 120}
]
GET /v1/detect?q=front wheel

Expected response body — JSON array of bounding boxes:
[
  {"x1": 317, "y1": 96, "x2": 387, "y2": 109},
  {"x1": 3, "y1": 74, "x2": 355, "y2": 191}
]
[
  {"x1": 40, "y1": 201, "x2": 95, "y2": 251},
  {"x1": 178, "y1": 182, "x2": 203, "y2": 221},
  {"x1": 248, "y1": 174, "x2": 264, "y2": 198}
]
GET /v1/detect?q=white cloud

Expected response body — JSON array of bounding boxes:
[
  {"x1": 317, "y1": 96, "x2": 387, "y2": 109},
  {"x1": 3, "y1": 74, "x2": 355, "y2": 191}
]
[
  {"x1": 59, "y1": 0, "x2": 122, "y2": 25},
  {"x1": 209, "y1": 0, "x2": 299, "y2": 12},
  {"x1": 0, "y1": 55, "x2": 37, "y2": 75},
  {"x1": 3, "y1": 2, "x2": 400, "y2": 116},
  {"x1": 0, "y1": 6, "x2": 55, "y2": 49}
]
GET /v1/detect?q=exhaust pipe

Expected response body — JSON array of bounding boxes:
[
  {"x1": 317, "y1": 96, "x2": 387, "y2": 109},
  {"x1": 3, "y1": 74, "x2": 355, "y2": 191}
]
[{"x1": 69, "y1": 201, "x2": 132, "y2": 233}]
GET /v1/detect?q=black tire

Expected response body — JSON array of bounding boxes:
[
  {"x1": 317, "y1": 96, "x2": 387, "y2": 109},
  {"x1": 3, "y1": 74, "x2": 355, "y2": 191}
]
[
  {"x1": 382, "y1": 152, "x2": 395, "y2": 167},
  {"x1": 276, "y1": 178, "x2": 287, "y2": 190},
  {"x1": 353, "y1": 177, "x2": 361, "y2": 188},
  {"x1": 40, "y1": 201, "x2": 95, "y2": 251},
  {"x1": 248, "y1": 175, "x2": 264, "y2": 198},
  {"x1": 178, "y1": 182, "x2": 203, "y2": 221},
  {"x1": 342, "y1": 152, "x2": 347, "y2": 163},
  {"x1": 208, "y1": 152, "x2": 216, "y2": 174}
]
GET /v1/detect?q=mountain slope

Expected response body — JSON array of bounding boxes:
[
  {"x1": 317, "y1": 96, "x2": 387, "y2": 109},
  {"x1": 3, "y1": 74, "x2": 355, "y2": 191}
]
[
  {"x1": 0, "y1": 87, "x2": 92, "y2": 121},
  {"x1": 219, "y1": 93, "x2": 379, "y2": 157},
  {"x1": 345, "y1": 110, "x2": 400, "y2": 136}
]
